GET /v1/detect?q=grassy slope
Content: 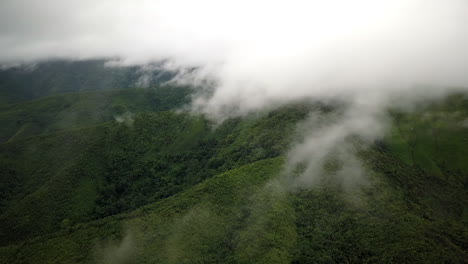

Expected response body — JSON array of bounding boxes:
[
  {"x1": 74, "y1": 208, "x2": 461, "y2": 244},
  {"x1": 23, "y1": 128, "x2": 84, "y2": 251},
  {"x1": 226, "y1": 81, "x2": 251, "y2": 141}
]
[{"x1": 0, "y1": 94, "x2": 467, "y2": 263}]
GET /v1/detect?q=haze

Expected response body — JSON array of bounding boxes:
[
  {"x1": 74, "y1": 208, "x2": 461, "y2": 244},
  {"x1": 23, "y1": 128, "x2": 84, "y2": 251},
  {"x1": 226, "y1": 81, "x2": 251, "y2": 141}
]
[{"x1": 1, "y1": 0, "x2": 468, "y2": 117}]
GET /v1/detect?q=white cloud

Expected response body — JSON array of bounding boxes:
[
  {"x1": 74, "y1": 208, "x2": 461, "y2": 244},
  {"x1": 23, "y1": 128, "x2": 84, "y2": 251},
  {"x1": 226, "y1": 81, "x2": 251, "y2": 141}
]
[
  {"x1": 1, "y1": 1, "x2": 467, "y2": 108},
  {"x1": 1, "y1": 0, "x2": 468, "y2": 185}
]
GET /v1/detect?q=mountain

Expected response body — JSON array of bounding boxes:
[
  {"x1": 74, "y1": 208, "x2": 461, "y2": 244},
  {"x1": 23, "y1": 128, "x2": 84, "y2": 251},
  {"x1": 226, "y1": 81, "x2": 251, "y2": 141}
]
[
  {"x1": 0, "y1": 59, "x2": 174, "y2": 104},
  {"x1": 0, "y1": 61, "x2": 467, "y2": 263}
]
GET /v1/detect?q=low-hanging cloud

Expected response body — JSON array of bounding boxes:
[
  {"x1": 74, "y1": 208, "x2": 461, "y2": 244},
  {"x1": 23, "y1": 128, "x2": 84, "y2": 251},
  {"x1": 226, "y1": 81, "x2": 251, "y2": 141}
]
[
  {"x1": 1, "y1": 1, "x2": 467, "y2": 106},
  {"x1": 1, "y1": 0, "x2": 468, "y2": 185}
]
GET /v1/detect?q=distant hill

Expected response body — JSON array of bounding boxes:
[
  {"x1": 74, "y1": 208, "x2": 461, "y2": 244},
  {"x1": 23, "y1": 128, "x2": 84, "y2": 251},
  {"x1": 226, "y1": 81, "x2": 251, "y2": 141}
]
[
  {"x1": 0, "y1": 86, "x2": 191, "y2": 143},
  {"x1": 0, "y1": 59, "x2": 175, "y2": 104}
]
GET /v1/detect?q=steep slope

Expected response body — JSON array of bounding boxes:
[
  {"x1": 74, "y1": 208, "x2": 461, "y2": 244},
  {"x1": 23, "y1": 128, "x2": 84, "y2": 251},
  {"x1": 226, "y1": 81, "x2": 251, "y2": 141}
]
[
  {"x1": 1, "y1": 147, "x2": 466, "y2": 263},
  {"x1": 0, "y1": 94, "x2": 467, "y2": 263},
  {"x1": 0, "y1": 105, "x2": 309, "y2": 247},
  {"x1": 0, "y1": 158, "x2": 289, "y2": 264}
]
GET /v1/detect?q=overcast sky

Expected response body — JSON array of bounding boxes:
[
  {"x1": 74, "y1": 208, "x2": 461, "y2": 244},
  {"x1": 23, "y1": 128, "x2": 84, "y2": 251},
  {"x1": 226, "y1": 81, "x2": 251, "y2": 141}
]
[{"x1": 1, "y1": 0, "x2": 468, "y2": 117}]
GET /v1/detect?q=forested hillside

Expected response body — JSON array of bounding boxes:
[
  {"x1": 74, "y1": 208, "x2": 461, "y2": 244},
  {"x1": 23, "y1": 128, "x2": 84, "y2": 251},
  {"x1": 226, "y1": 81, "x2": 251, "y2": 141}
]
[
  {"x1": 0, "y1": 86, "x2": 191, "y2": 142},
  {"x1": 1, "y1": 0, "x2": 467, "y2": 261},
  {"x1": 0, "y1": 70, "x2": 467, "y2": 263},
  {"x1": 0, "y1": 60, "x2": 174, "y2": 104}
]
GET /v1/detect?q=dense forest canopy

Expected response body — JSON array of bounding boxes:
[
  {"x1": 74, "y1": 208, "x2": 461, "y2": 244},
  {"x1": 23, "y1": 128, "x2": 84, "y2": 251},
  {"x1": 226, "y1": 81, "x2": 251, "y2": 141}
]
[{"x1": 0, "y1": 60, "x2": 466, "y2": 263}]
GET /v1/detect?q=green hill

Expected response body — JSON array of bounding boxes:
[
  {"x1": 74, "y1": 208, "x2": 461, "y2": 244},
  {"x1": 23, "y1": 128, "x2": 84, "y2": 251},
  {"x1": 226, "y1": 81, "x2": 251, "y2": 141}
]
[
  {"x1": 0, "y1": 86, "x2": 191, "y2": 143},
  {"x1": 0, "y1": 104, "x2": 309, "y2": 246},
  {"x1": 0, "y1": 60, "x2": 174, "y2": 104},
  {"x1": 0, "y1": 87, "x2": 467, "y2": 263}
]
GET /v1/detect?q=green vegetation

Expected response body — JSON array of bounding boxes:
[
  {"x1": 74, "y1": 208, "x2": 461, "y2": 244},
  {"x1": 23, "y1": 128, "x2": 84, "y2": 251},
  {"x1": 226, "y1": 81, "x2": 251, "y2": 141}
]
[
  {"x1": 0, "y1": 68, "x2": 466, "y2": 263},
  {"x1": 0, "y1": 59, "x2": 174, "y2": 104},
  {"x1": 386, "y1": 94, "x2": 468, "y2": 179},
  {"x1": 0, "y1": 86, "x2": 191, "y2": 142},
  {"x1": 0, "y1": 102, "x2": 308, "y2": 248}
]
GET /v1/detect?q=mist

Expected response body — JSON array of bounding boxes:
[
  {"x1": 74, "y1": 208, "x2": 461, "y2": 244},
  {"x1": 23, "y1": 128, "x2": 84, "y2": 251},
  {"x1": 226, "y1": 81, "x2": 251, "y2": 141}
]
[
  {"x1": 1, "y1": 1, "x2": 467, "y2": 103},
  {"x1": 2, "y1": 0, "x2": 468, "y2": 185},
  {"x1": 95, "y1": 231, "x2": 136, "y2": 264}
]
